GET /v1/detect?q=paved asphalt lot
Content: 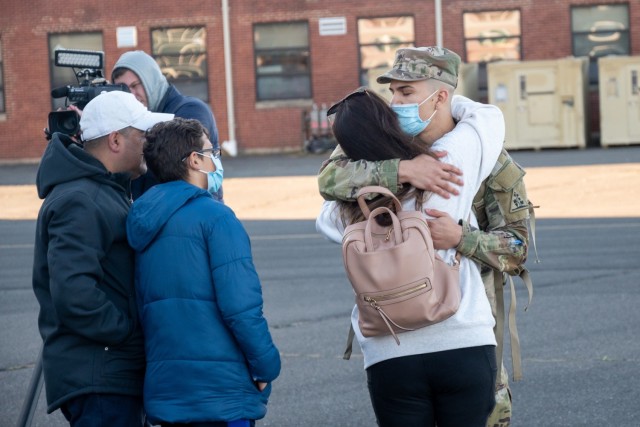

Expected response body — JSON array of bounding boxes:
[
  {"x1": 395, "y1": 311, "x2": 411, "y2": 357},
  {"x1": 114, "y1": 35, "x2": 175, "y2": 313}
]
[
  {"x1": 1, "y1": 146, "x2": 639, "y2": 426},
  {"x1": 2, "y1": 144, "x2": 640, "y2": 183}
]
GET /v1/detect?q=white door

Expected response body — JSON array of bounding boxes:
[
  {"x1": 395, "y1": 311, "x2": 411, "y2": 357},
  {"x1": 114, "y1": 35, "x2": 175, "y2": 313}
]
[
  {"x1": 627, "y1": 66, "x2": 640, "y2": 140},
  {"x1": 514, "y1": 67, "x2": 560, "y2": 147}
]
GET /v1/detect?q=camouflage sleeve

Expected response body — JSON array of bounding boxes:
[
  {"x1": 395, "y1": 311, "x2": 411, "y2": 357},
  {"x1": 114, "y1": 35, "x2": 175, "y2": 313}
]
[
  {"x1": 317, "y1": 145, "x2": 400, "y2": 201},
  {"x1": 456, "y1": 150, "x2": 531, "y2": 276},
  {"x1": 456, "y1": 218, "x2": 528, "y2": 276}
]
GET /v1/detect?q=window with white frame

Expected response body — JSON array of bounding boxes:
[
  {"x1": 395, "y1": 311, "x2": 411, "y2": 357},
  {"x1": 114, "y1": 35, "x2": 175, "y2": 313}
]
[
  {"x1": 48, "y1": 32, "x2": 103, "y2": 110},
  {"x1": 357, "y1": 16, "x2": 414, "y2": 87},
  {"x1": 571, "y1": 4, "x2": 630, "y2": 84},
  {"x1": 254, "y1": 21, "x2": 311, "y2": 101},
  {"x1": 463, "y1": 10, "x2": 521, "y2": 63},
  {"x1": 151, "y1": 27, "x2": 209, "y2": 102}
]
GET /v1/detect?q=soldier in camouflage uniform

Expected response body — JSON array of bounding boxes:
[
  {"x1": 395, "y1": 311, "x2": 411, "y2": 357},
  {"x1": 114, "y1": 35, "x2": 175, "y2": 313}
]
[{"x1": 318, "y1": 47, "x2": 533, "y2": 427}]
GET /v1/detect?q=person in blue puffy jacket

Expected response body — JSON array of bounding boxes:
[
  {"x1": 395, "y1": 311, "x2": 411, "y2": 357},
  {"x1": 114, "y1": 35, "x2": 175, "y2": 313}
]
[{"x1": 126, "y1": 117, "x2": 280, "y2": 427}]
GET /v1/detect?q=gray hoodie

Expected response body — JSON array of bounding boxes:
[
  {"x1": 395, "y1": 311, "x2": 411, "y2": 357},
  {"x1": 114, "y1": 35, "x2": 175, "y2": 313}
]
[{"x1": 112, "y1": 50, "x2": 170, "y2": 112}]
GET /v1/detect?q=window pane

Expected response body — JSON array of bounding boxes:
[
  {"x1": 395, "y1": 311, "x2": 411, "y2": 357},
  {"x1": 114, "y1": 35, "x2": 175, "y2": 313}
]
[
  {"x1": 358, "y1": 16, "x2": 414, "y2": 45},
  {"x1": 49, "y1": 33, "x2": 103, "y2": 110},
  {"x1": 156, "y1": 53, "x2": 208, "y2": 79},
  {"x1": 254, "y1": 22, "x2": 310, "y2": 101},
  {"x1": 172, "y1": 79, "x2": 209, "y2": 100},
  {"x1": 465, "y1": 37, "x2": 521, "y2": 62},
  {"x1": 152, "y1": 27, "x2": 206, "y2": 54},
  {"x1": 358, "y1": 16, "x2": 414, "y2": 87},
  {"x1": 573, "y1": 32, "x2": 630, "y2": 58},
  {"x1": 256, "y1": 50, "x2": 309, "y2": 75},
  {"x1": 257, "y1": 75, "x2": 311, "y2": 100},
  {"x1": 151, "y1": 27, "x2": 208, "y2": 102},
  {"x1": 255, "y1": 23, "x2": 308, "y2": 49},
  {"x1": 463, "y1": 11, "x2": 521, "y2": 38},
  {"x1": 463, "y1": 11, "x2": 521, "y2": 63},
  {"x1": 360, "y1": 42, "x2": 413, "y2": 70},
  {"x1": 572, "y1": 4, "x2": 629, "y2": 32}
]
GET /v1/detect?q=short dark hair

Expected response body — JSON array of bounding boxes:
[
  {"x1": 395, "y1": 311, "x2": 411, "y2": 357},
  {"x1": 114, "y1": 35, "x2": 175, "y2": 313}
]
[
  {"x1": 111, "y1": 67, "x2": 130, "y2": 82},
  {"x1": 330, "y1": 88, "x2": 432, "y2": 224},
  {"x1": 143, "y1": 118, "x2": 206, "y2": 183}
]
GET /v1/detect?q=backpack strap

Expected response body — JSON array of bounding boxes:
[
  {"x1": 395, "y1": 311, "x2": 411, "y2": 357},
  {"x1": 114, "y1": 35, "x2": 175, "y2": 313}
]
[
  {"x1": 494, "y1": 271, "x2": 506, "y2": 381},
  {"x1": 356, "y1": 185, "x2": 402, "y2": 219},
  {"x1": 508, "y1": 197, "x2": 537, "y2": 381},
  {"x1": 528, "y1": 201, "x2": 541, "y2": 264},
  {"x1": 497, "y1": 266, "x2": 533, "y2": 382},
  {"x1": 343, "y1": 323, "x2": 356, "y2": 360}
]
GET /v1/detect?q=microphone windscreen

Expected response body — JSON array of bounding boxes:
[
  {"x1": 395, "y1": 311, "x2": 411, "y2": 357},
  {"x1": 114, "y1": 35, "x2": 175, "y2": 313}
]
[{"x1": 51, "y1": 86, "x2": 69, "y2": 98}]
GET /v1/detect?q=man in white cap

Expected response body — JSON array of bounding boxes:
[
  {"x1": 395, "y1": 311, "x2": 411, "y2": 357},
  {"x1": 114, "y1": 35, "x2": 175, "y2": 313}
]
[{"x1": 32, "y1": 90, "x2": 173, "y2": 426}]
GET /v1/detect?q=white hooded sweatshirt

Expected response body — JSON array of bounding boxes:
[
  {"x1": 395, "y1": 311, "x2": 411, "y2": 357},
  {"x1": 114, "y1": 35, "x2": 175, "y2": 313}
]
[{"x1": 316, "y1": 95, "x2": 504, "y2": 368}]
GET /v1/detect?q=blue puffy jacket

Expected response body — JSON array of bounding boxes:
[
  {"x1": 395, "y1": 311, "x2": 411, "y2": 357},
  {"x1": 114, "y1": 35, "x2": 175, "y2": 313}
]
[{"x1": 126, "y1": 180, "x2": 280, "y2": 424}]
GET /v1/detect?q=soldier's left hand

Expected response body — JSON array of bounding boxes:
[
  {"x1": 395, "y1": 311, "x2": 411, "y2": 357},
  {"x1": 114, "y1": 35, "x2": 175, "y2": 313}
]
[{"x1": 424, "y1": 208, "x2": 463, "y2": 250}]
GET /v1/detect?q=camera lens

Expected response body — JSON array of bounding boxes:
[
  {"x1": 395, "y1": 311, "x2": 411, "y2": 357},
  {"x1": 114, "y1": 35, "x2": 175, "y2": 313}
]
[
  {"x1": 59, "y1": 113, "x2": 79, "y2": 133},
  {"x1": 48, "y1": 111, "x2": 80, "y2": 137}
]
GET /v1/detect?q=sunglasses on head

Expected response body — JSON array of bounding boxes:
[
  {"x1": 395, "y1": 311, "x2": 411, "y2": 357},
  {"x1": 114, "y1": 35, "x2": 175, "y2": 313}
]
[{"x1": 326, "y1": 86, "x2": 373, "y2": 117}]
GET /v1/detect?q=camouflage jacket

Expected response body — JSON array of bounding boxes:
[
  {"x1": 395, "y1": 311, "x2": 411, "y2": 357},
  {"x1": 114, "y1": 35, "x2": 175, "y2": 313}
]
[{"x1": 317, "y1": 145, "x2": 530, "y2": 279}]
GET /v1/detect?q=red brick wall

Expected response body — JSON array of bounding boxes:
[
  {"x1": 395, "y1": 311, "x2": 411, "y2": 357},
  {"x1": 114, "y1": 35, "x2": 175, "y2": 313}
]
[
  {"x1": 229, "y1": 1, "x2": 440, "y2": 152},
  {"x1": 1, "y1": 0, "x2": 638, "y2": 159},
  {"x1": 0, "y1": 0, "x2": 227, "y2": 160}
]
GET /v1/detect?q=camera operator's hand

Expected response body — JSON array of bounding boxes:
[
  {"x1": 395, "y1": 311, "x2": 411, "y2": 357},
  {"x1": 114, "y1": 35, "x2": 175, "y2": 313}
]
[
  {"x1": 67, "y1": 104, "x2": 83, "y2": 117},
  {"x1": 47, "y1": 105, "x2": 83, "y2": 143}
]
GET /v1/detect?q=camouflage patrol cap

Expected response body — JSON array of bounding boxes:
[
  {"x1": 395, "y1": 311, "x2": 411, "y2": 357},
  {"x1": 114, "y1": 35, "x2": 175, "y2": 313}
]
[{"x1": 377, "y1": 46, "x2": 461, "y2": 88}]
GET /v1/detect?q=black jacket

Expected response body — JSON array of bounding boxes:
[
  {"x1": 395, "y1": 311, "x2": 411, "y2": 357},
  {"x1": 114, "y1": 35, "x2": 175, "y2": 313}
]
[{"x1": 32, "y1": 133, "x2": 144, "y2": 412}]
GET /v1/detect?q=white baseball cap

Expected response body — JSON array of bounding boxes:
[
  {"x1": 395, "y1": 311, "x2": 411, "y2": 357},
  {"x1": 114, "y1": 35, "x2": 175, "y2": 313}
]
[{"x1": 80, "y1": 90, "x2": 174, "y2": 141}]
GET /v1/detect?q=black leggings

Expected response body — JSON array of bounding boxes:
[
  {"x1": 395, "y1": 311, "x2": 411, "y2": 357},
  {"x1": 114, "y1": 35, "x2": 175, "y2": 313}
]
[{"x1": 366, "y1": 345, "x2": 497, "y2": 427}]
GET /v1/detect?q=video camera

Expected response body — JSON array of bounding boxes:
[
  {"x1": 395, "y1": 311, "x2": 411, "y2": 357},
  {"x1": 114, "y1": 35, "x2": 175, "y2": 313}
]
[{"x1": 46, "y1": 49, "x2": 129, "y2": 140}]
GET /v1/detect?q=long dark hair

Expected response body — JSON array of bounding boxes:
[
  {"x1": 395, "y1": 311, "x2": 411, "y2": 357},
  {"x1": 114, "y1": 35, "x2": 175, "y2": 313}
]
[{"x1": 328, "y1": 88, "x2": 432, "y2": 225}]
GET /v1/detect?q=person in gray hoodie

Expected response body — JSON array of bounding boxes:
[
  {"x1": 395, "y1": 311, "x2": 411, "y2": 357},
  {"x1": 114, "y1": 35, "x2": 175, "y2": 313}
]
[
  {"x1": 112, "y1": 50, "x2": 220, "y2": 200},
  {"x1": 32, "y1": 90, "x2": 172, "y2": 426}
]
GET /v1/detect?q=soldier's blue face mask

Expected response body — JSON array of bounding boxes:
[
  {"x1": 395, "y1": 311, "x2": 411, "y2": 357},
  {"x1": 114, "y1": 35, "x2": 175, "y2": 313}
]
[{"x1": 390, "y1": 89, "x2": 439, "y2": 137}]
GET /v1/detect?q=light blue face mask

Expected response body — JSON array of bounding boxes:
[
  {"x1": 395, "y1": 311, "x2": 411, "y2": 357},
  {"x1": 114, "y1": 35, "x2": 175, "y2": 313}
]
[
  {"x1": 391, "y1": 90, "x2": 439, "y2": 137},
  {"x1": 198, "y1": 154, "x2": 224, "y2": 195}
]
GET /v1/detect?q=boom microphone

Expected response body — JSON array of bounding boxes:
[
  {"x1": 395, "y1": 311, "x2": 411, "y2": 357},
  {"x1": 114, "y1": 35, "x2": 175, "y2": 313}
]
[{"x1": 51, "y1": 86, "x2": 70, "y2": 98}]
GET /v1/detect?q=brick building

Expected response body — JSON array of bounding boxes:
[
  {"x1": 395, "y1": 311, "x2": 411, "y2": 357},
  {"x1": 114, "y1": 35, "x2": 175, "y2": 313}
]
[{"x1": 0, "y1": 0, "x2": 638, "y2": 160}]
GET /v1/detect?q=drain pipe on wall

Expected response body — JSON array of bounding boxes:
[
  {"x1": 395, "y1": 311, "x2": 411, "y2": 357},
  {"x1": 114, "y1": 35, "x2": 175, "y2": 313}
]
[
  {"x1": 221, "y1": 0, "x2": 238, "y2": 156},
  {"x1": 434, "y1": 0, "x2": 443, "y2": 48}
]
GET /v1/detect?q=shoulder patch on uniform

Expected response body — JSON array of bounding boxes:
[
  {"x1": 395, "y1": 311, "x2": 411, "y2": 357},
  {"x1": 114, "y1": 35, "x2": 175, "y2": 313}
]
[
  {"x1": 511, "y1": 189, "x2": 528, "y2": 211},
  {"x1": 489, "y1": 160, "x2": 526, "y2": 192}
]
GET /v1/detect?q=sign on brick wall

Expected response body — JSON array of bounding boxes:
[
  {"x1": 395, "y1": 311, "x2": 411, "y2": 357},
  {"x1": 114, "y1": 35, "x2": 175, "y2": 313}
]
[{"x1": 319, "y1": 17, "x2": 347, "y2": 36}]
